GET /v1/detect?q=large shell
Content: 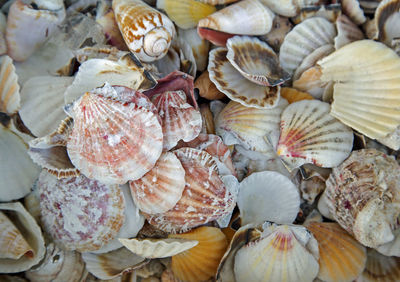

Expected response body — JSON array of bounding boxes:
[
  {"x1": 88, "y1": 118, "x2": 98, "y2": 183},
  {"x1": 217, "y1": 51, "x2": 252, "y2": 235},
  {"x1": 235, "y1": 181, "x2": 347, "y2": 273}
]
[
  {"x1": 375, "y1": 0, "x2": 400, "y2": 46},
  {"x1": 208, "y1": 48, "x2": 281, "y2": 109},
  {"x1": 356, "y1": 249, "x2": 400, "y2": 282},
  {"x1": 318, "y1": 40, "x2": 400, "y2": 139},
  {"x1": 38, "y1": 170, "x2": 125, "y2": 252},
  {"x1": 0, "y1": 55, "x2": 20, "y2": 115},
  {"x1": 279, "y1": 17, "x2": 336, "y2": 75},
  {"x1": 322, "y1": 149, "x2": 400, "y2": 248},
  {"x1": 277, "y1": 100, "x2": 354, "y2": 171},
  {"x1": 113, "y1": 0, "x2": 176, "y2": 62},
  {"x1": 305, "y1": 222, "x2": 367, "y2": 282},
  {"x1": 129, "y1": 152, "x2": 186, "y2": 214},
  {"x1": 66, "y1": 84, "x2": 163, "y2": 185}
]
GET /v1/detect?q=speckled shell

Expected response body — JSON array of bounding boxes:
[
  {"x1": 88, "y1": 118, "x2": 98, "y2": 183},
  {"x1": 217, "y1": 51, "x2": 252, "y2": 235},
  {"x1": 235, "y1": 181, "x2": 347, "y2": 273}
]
[
  {"x1": 0, "y1": 55, "x2": 20, "y2": 115},
  {"x1": 113, "y1": 0, "x2": 176, "y2": 62},
  {"x1": 323, "y1": 149, "x2": 400, "y2": 248},
  {"x1": 66, "y1": 84, "x2": 163, "y2": 185},
  {"x1": 38, "y1": 170, "x2": 125, "y2": 252},
  {"x1": 375, "y1": 0, "x2": 400, "y2": 46},
  {"x1": 356, "y1": 249, "x2": 400, "y2": 282}
]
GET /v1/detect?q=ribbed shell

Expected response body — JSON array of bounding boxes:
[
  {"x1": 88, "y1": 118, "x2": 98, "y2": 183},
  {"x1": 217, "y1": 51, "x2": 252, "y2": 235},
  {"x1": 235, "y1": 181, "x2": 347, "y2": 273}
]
[
  {"x1": 375, "y1": 0, "x2": 400, "y2": 46},
  {"x1": 334, "y1": 14, "x2": 365, "y2": 50},
  {"x1": 66, "y1": 85, "x2": 163, "y2": 185},
  {"x1": 0, "y1": 12, "x2": 6, "y2": 55},
  {"x1": 277, "y1": 100, "x2": 354, "y2": 170},
  {"x1": 129, "y1": 152, "x2": 186, "y2": 214},
  {"x1": 356, "y1": 249, "x2": 400, "y2": 282},
  {"x1": 0, "y1": 55, "x2": 20, "y2": 115}
]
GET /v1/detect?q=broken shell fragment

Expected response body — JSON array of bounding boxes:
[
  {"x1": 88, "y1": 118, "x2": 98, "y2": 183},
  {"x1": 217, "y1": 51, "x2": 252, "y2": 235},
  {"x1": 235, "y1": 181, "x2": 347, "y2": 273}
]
[{"x1": 0, "y1": 55, "x2": 20, "y2": 115}]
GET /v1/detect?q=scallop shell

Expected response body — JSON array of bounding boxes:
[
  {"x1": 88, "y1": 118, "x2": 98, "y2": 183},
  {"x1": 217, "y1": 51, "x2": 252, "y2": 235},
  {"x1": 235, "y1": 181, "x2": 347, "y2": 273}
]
[
  {"x1": 113, "y1": 0, "x2": 176, "y2": 62},
  {"x1": 38, "y1": 170, "x2": 125, "y2": 252},
  {"x1": 342, "y1": 0, "x2": 367, "y2": 25},
  {"x1": 129, "y1": 152, "x2": 186, "y2": 214},
  {"x1": 169, "y1": 227, "x2": 228, "y2": 282},
  {"x1": 238, "y1": 171, "x2": 300, "y2": 225},
  {"x1": 194, "y1": 70, "x2": 225, "y2": 100},
  {"x1": 226, "y1": 36, "x2": 290, "y2": 87},
  {"x1": 375, "y1": 0, "x2": 400, "y2": 46},
  {"x1": 277, "y1": 100, "x2": 354, "y2": 171},
  {"x1": 356, "y1": 249, "x2": 400, "y2": 282},
  {"x1": 305, "y1": 222, "x2": 367, "y2": 282},
  {"x1": 208, "y1": 48, "x2": 281, "y2": 109},
  {"x1": 0, "y1": 202, "x2": 45, "y2": 273},
  {"x1": 323, "y1": 149, "x2": 400, "y2": 248},
  {"x1": 334, "y1": 14, "x2": 365, "y2": 50},
  {"x1": 119, "y1": 238, "x2": 198, "y2": 258},
  {"x1": 197, "y1": 0, "x2": 275, "y2": 35},
  {"x1": 318, "y1": 40, "x2": 400, "y2": 139},
  {"x1": 66, "y1": 84, "x2": 163, "y2": 185},
  {"x1": 292, "y1": 3, "x2": 342, "y2": 24},
  {"x1": 279, "y1": 17, "x2": 336, "y2": 75},
  {"x1": 157, "y1": 0, "x2": 216, "y2": 29},
  {"x1": 280, "y1": 87, "x2": 314, "y2": 104},
  {"x1": 178, "y1": 28, "x2": 210, "y2": 72},
  {"x1": 0, "y1": 55, "x2": 20, "y2": 115}
]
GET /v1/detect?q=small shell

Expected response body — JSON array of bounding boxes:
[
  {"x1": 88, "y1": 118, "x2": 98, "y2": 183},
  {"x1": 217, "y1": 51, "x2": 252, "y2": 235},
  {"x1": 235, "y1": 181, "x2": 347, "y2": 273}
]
[
  {"x1": 356, "y1": 249, "x2": 400, "y2": 282},
  {"x1": 375, "y1": 0, "x2": 400, "y2": 46},
  {"x1": 119, "y1": 238, "x2": 198, "y2": 258},
  {"x1": 169, "y1": 227, "x2": 228, "y2": 282},
  {"x1": 178, "y1": 28, "x2": 210, "y2": 72},
  {"x1": 194, "y1": 70, "x2": 225, "y2": 100},
  {"x1": 334, "y1": 14, "x2": 365, "y2": 50},
  {"x1": 342, "y1": 0, "x2": 367, "y2": 25},
  {"x1": 259, "y1": 16, "x2": 293, "y2": 52},
  {"x1": 0, "y1": 55, "x2": 20, "y2": 115},
  {"x1": 277, "y1": 100, "x2": 354, "y2": 171},
  {"x1": 376, "y1": 229, "x2": 400, "y2": 256},
  {"x1": 280, "y1": 87, "x2": 314, "y2": 104},
  {"x1": 208, "y1": 48, "x2": 281, "y2": 109},
  {"x1": 129, "y1": 152, "x2": 186, "y2": 214},
  {"x1": 199, "y1": 104, "x2": 215, "y2": 134},
  {"x1": 259, "y1": 0, "x2": 299, "y2": 17},
  {"x1": 226, "y1": 36, "x2": 290, "y2": 87},
  {"x1": 113, "y1": 0, "x2": 176, "y2": 62}
]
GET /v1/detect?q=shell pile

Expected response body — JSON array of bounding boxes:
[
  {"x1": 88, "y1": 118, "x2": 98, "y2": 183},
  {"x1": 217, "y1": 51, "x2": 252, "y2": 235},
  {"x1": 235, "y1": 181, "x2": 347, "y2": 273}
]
[{"x1": 1, "y1": 0, "x2": 400, "y2": 281}]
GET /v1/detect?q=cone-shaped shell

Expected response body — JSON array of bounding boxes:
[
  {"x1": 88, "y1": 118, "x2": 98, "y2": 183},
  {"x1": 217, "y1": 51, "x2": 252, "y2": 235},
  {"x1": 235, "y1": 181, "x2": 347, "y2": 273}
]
[
  {"x1": 306, "y1": 222, "x2": 367, "y2": 282},
  {"x1": 129, "y1": 152, "x2": 186, "y2": 214},
  {"x1": 0, "y1": 55, "x2": 20, "y2": 115},
  {"x1": 169, "y1": 227, "x2": 228, "y2": 282},
  {"x1": 113, "y1": 0, "x2": 176, "y2": 62},
  {"x1": 66, "y1": 84, "x2": 163, "y2": 185},
  {"x1": 318, "y1": 40, "x2": 400, "y2": 139},
  {"x1": 277, "y1": 100, "x2": 354, "y2": 171},
  {"x1": 226, "y1": 36, "x2": 290, "y2": 87},
  {"x1": 375, "y1": 0, "x2": 400, "y2": 46},
  {"x1": 119, "y1": 238, "x2": 198, "y2": 258},
  {"x1": 208, "y1": 48, "x2": 281, "y2": 109},
  {"x1": 197, "y1": 0, "x2": 274, "y2": 35},
  {"x1": 356, "y1": 249, "x2": 400, "y2": 282}
]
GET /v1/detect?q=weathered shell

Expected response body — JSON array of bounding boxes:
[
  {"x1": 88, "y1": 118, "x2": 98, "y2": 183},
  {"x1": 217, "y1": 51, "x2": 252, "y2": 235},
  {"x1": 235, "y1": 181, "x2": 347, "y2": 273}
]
[
  {"x1": 375, "y1": 0, "x2": 400, "y2": 46},
  {"x1": 194, "y1": 70, "x2": 225, "y2": 100},
  {"x1": 334, "y1": 14, "x2": 365, "y2": 50},
  {"x1": 0, "y1": 55, "x2": 20, "y2": 115},
  {"x1": 280, "y1": 87, "x2": 314, "y2": 104},
  {"x1": 356, "y1": 249, "x2": 400, "y2": 282},
  {"x1": 342, "y1": 0, "x2": 367, "y2": 25},
  {"x1": 113, "y1": 0, "x2": 176, "y2": 62}
]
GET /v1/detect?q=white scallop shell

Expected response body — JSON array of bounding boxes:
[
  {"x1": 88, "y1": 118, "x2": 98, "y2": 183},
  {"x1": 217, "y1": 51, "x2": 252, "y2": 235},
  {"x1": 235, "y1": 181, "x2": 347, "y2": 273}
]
[{"x1": 0, "y1": 55, "x2": 20, "y2": 115}]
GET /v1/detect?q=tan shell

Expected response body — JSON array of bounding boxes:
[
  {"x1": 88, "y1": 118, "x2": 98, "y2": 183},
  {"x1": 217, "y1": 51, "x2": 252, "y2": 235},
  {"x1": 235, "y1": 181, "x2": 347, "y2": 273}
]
[
  {"x1": 0, "y1": 55, "x2": 20, "y2": 115},
  {"x1": 194, "y1": 70, "x2": 225, "y2": 100},
  {"x1": 199, "y1": 104, "x2": 216, "y2": 134},
  {"x1": 259, "y1": 16, "x2": 293, "y2": 52},
  {"x1": 356, "y1": 249, "x2": 400, "y2": 282}
]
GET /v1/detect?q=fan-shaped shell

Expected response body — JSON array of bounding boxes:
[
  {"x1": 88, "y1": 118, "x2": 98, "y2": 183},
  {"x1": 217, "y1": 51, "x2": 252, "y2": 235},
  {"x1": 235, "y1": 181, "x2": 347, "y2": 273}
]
[
  {"x1": 113, "y1": 0, "x2": 176, "y2": 62},
  {"x1": 0, "y1": 55, "x2": 20, "y2": 115},
  {"x1": 129, "y1": 152, "x2": 186, "y2": 214},
  {"x1": 66, "y1": 84, "x2": 163, "y2": 185},
  {"x1": 277, "y1": 100, "x2": 354, "y2": 171},
  {"x1": 356, "y1": 249, "x2": 400, "y2": 282}
]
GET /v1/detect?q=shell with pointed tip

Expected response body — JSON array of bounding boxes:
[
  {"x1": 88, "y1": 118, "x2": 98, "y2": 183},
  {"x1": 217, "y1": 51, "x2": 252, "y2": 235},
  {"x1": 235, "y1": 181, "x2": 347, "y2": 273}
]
[
  {"x1": 178, "y1": 28, "x2": 210, "y2": 72},
  {"x1": 342, "y1": 0, "x2": 367, "y2": 25},
  {"x1": 334, "y1": 14, "x2": 365, "y2": 50},
  {"x1": 152, "y1": 90, "x2": 202, "y2": 151},
  {"x1": 0, "y1": 55, "x2": 20, "y2": 115},
  {"x1": 356, "y1": 249, "x2": 400, "y2": 282},
  {"x1": 226, "y1": 36, "x2": 290, "y2": 87},
  {"x1": 306, "y1": 222, "x2": 367, "y2": 282},
  {"x1": 0, "y1": 202, "x2": 45, "y2": 273},
  {"x1": 280, "y1": 87, "x2": 314, "y2": 104},
  {"x1": 318, "y1": 40, "x2": 400, "y2": 139},
  {"x1": 119, "y1": 238, "x2": 198, "y2": 258},
  {"x1": 208, "y1": 48, "x2": 281, "y2": 109},
  {"x1": 375, "y1": 0, "x2": 400, "y2": 46},
  {"x1": 129, "y1": 152, "x2": 186, "y2": 214},
  {"x1": 145, "y1": 148, "x2": 236, "y2": 233},
  {"x1": 323, "y1": 149, "x2": 400, "y2": 248},
  {"x1": 279, "y1": 17, "x2": 336, "y2": 75},
  {"x1": 66, "y1": 84, "x2": 163, "y2": 184},
  {"x1": 113, "y1": 0, "x2": 176, "y2": 62},
  {"x1": 6, "y1": 0, "x2": 65, "y2": 61},
  {"x1": 169, "y1": 227, "x2": 228, "y2": 282},
  {"x1": 197, "y1": 0, "x2": 275, "y2": 35},
  {"x1": 238, "y1": 171, "x2": 300, "y2": 225},
  {"x1": 38, "y1": 170, "x2": 125, "y2": 252}
]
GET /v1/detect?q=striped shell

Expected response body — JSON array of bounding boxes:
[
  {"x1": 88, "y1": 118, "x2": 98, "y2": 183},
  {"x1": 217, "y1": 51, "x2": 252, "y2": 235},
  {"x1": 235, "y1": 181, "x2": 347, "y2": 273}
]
[
  {"x1": 356, "y1": 249, "x2": 400, "y2": 282},
  {"x1": 0, "y1": 55, "x2": 20, "y2": 115},
  {"x1": 375, "y1": 0, "x2": 400, "y2": 46}
]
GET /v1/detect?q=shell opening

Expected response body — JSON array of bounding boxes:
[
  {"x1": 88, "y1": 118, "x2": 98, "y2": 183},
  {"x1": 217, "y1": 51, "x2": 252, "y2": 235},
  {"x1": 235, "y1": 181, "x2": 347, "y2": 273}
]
[{"x1": 143, "y1": 27, "x2": 171, "y2": 59}]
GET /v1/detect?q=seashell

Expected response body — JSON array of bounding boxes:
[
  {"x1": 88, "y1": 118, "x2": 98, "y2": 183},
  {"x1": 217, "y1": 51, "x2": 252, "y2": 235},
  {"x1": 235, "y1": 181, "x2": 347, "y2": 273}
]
[
  {"x1": 363, "y1": 18, "x2": 378, "y2": 40},
  {"x1": 335, "y1": 14, "x2": 365, "y2": 50},
  {"x1": 318, "y1": 40, "x2": 400, "y2": 139},
  {"x1": 376, "y1": 228, "x2": 400, "y2": 256},
  {"x1": 0, "y1": 202, "x2": 45, "y2": 273},
  {"x1": 292, "y1": 3, "x2": 342, "y2": 25},
  {"x1": 238, "y1": 171, "x2": 300, "y2": 225},
  {"x1": 305, "y1": 222, "x2": 367, "y2": 282},
  {"x1": 259, "y1": 16, "x2": 293, "y2": 52},
  {"x1": 197, "y1": 0, "x2": 275, "y2": 36},
  {"x1": 0, "y1": 55, "x2": 20, "y2": 115},
  {"x1": 277, "y1": 100, "x2": 354, "y2": 171},
  {"x1": 157, "y1": 0, "x2": 216, "y2": 29},
  {"x1": 197, "y1": 0, "x2": 240, "y2": 4},
  {"x1": 178, "y1": 28, "x2": 210, "y2": 72},
  {"x1": 119, "y1": 238, "x2": 198, "y2": 258},
  {"x1": 170, "y1": 38, "x2": 197, "y2": 77},
  {"x1": 377, "y1": 124, "x2": 400, "y2": 150},
  {"x1": 151, "y1": 90, "x2": 202, "y2": 151},
  {"x1": 113, "y1": 0, "x2": 176, "y2": 62},
  {"x1": 208, "y1": 48, "x2": 281, "y2": 109},
  {"x1": 259, "y1": 0, "x2": 299, "y2": 17},
  {"x1": 292, "y1": 66, "x2": 326, "y2": 99},
  {"x1": 5, "y1": 0, "x2": 65, "y2": 61},
  {"x1": 96, "y1": 10, "x2": 129, "y2": 51},
  {"x1": 153, "y1": 46, "x2": 181, "y2": 78},
  {"x1": 323, "y1": 149, "x2": 400, "y2": 248},
  {"x1": 299, "y1": 173, "x2": 326, "y2": 204},
  {"x1": 280, "y1": 87, "x2": 314, "y2": 104},
  {"x1": 0, "y1": 12, "x2": 6, "y2": 55},
  {"x1": 24, "y1": 187, "x2": 41, "y2": 224},
  {"x1": 375, "y1": 0, "x2": 400, "y2": 46},
  {"x1": 82, "y1": 247, "x2": 148, "y2": 280},
  {"x1": 136, "y1": 260, "x2": 165, "y2": 279},
  {"x1": 0, "y1": 123, "x2": 40, "y2": 202},
  {"x1": 356, "y1": 249, "x2": 400, "y2": 282},
  {"x1": 194, "y1": 70, "x2": 225, "y2": 100},
  {"x1": 169, "y1": 226, "x2": 228, "y2": 282},
  {"x1": 342, "y1": 0, "x2": 367, "y2": 25},
  {"x1": 129, "y1": 152, "x2": 186, "y2": 214},
  {"x1": 199, "y1": 104, "x2": 215, "y2": 134},
  {"x1": 279, "y1": 17, "x2": 336, "y2": 75},
  {"x1": 226, "y1": 36, "x2": 290, "y2": 87},
  {"x1": 144, "y1": 148, "x2": 236, "y2": 233},
  {"x1": 38, "y1": 170, "x2": 125, "y2": 252},
  {"x1": 197, "y1": 27, "x2": 236, "y2": 47},
  {"x1": 66, "y1": 84, "x2": 163, "y2": 184}
]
